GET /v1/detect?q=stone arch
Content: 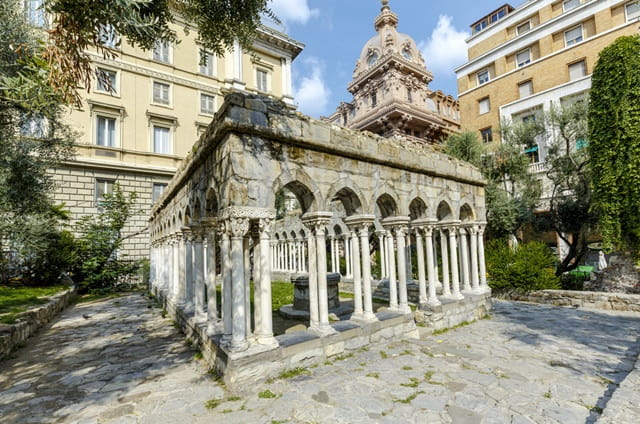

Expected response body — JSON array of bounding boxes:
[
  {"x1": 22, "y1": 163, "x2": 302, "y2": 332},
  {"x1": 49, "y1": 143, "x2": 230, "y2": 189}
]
[
  {"x1": 272, "y1": 169, "x2": 323, "y2": 213},
  {"x1": 375, "y1": 193, "x2": 400, "y2": 219},
  {"x1": 459, "y1": 203, "x2": 476, "y2": 222},
  {"x1": 184, "y1": 206, "x2": 191, "y2": 226},
  {"x1": 192, "y1": 197, "x2": 203, "y2": 222},
  {"x1": 408, "y1": 197, "x2": 428, "y2": 220},
  {"x1": 205, "y1": 187, "x2": 219, "y2": 217},
  {"x1": 436, "y1": 200, "x2": 453, "y2": 221},
  {"x1": 329, "y1": 187, "x2": 365, "y2": 217}
]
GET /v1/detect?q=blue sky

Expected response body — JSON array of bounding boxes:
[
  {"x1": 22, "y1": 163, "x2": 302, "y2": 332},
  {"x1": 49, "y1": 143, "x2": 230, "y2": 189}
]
[{"x1": 269, "y1": 0, "x2": 511, "y2": 118}]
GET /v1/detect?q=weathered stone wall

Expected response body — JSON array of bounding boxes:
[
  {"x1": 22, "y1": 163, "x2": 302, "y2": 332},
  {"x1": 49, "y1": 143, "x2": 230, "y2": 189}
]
[
  {"x1": 585, "y1": 255, "x2": 640, "y2": 294},
  {"x1": 0, "y1": 287, "x2": 77, "y2": 360},
  {"x1": 502, "y1": 290, "x2": 640, "y2": 312}
]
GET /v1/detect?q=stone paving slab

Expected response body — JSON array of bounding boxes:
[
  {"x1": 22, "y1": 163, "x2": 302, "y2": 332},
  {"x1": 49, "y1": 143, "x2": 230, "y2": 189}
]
[{"x1": 1, "y1": 294, "x2": 639, "y2": 423}]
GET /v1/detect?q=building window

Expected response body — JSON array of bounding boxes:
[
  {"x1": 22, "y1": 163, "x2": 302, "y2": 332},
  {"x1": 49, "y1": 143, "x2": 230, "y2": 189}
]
[
  {"x1": 407, "y1": 88, "x2": 412, "y2": 103},
  {"x1": 96, "y1": 68, "x2": 117, "y2": 94},
  {"x1": 474, "y1": 20, "x2": 488, "y2": 34},
  {"x1": 371, "y1": 92, "x2": 377, "y2": 108},
  {"x1": 152, "y1": 183, "x2": 167, "y2": 203},
  {"x1": 152, "y1": 81, "x2": 170, "y2": 105},
  {"x1": 490, "y1": 9, "x2": 506, "y2": 23},
  {"x1": 478, "y1": 97, "x2": 490, "y2": 115},
  {"x1": 256, "y1": 69, "x2": 268, "y2": 92},
  {"x1": 516, "y1": 49, "x2": 531, "y2": 68},
  {"x1": 564, "y1": 25, "x2": 583, "y2": 47},
  {"x1": 98, "y1": 24, "x2": 119, "y2": 49},
  {"x1": 199, "y1": 50, "x2": 216, "y2": 77},
  {"x1": 627, "y1": 1, "x2": 640, "y2": 21},
  {"x1": 25, "y1": 0, "x2": 45, "y2": 27},
  {"x1": 96, "y1": 115, "x2": 116, "y2": 147},
  {"x1": 524, "y1": 145, "x2": 540, "y2": 163},
  {"x1": 480, "y1": 127, "x2": 493, "y2": 143},
  {"x1": 563, "y1": 0, "x2": 580, "y2": 12},
  {"x1": 477, "y1": 69, "x2": 490, "y2": 85},
  {"x1": 568, "y1": 60, "x2": 587, "y2": 80},
  {"x1": 518, "y1": 80, "x2": 533, "y2": 98},
  {"x1": 521, "y1": 114, "x2": 537, "y2": 124},
  {"x1": 152, "y1": 125, "x2": 171, "y2": 154},
  {"x1": 516, "y1": 20, "x2": 531, "y2": 35},
  {"x1": 200, "y1": 93, "x2": 215, "y2": 115},
  {"x1": 153, "y1": 40, "x2": 171, "y2": 63},
  {"x1": 95, "y1": 179, "x2": 115, "y2": 205}
]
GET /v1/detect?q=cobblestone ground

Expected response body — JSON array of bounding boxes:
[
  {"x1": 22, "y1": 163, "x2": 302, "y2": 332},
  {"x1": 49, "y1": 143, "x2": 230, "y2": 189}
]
[{"x1": 1, "y1": 293, "x2": 640, "y2": 424}]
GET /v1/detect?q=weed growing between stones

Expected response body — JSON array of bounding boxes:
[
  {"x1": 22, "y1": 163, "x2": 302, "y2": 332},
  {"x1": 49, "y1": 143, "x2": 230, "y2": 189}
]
[
  {"x1": 332, "y1": 352, "x2": 354, "y2": 361},
  {"x1": 544, "y1": 390, "x2": 552, "y2": 399},
  {"x1": 433, "y1": 320, "x2": 472, "y2": 335},
  {"x1": 258, "y1": 389, "x2": 278, "y2": 399},
  {"x1": 402, "y1": 366, "x2": 413, "y2": 370},
  {"x1": 366, "y1": 372, "x2": 380, "y2": 379},
  {"x1": 205, "y1": 398, "x2": 223, "y2": 410},
  {"x1": 379, "y1": 350, "x2": 388, "y2": 359},
  {"x1": 400, "y1": 377, "x2": 421, "y2": 388},
  {"x1": 278, "y1": 367, "x2": 311, "y2": 379},
  {"x1": 393, "y1": 390, "x2": 424, "y2": 404},
  {"x1": 324, "y1": 360, "x2": 333, "y2": 366},
  {"x1": 400, "y1": 349, "x2": 414, "y2": 356},
  {"x1": 193, "y1": 351, "x2": 203, "y2": 360}
]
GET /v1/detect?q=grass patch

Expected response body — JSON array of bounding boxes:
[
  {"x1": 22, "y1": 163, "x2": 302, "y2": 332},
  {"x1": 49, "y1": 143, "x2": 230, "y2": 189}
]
[
  {"x1": 75, "y1": 292, "x2": 122, "y2": 304},
  {"x1": 339, "y1": 291, "x2": 354, "y2": 299},
  {"x1": 205, "y1": 399, "x2": 223, "y2": 410},
  {"x1": 258, "y1": 389, "x2": 277, "y2": 399},
  {"x1": 333, "y1": 353, "x2": 353, "y2": 361},
  {"x1": 221, "y1": 409, "x2": 233, "y2": 414},
  {"x1": 596, "y1": 376, "x2": 614, "y2": 386},
  {"x1": 543, "y1": 390, "x2": 552, "y2": 399},
  {"x1": 400, "y1": 349, "x2": 414, "y2": 356},
  {"x1": 393, "y1": 390, "x2": 424, "y2": 404},
  {"x1": 0, "y1": 284, "x2": 69, "y2": 324},
  {"x1": 366, "y1": 372, "x2": 379, "y2": 379},
  {"x1": 432, "y1": 320, "x2": 473, "y2": 335},
  {"x1": 278, "y1": 367, "x2": 311, "y2": 380},
  {"x1": 379, "y1": 350, "x2": 388, "y2": 359},
  {"x1": 400, "y1": 377, "x2": 420, "y2": 388},
  {"x1": 590, "y1": 406, "x2": 604, "y2": 414},
  {"x1": 402, "y1": 366, "x2": 413, "y2": 371},
  {"x1": 193, "y1": 351, "x2": 203, "y2": 360}
]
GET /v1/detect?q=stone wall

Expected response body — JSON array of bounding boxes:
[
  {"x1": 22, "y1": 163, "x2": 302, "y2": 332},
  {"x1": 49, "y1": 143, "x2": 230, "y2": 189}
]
[
  {"x1": 585, "y1": 254, "x2": 640, "y2": 294},
  {"x1": 0, "y1": 287, "x2": 77, "y2": 360},
  {"x1": 503, "y1": 290, "x2": 640, "y2": 312}
]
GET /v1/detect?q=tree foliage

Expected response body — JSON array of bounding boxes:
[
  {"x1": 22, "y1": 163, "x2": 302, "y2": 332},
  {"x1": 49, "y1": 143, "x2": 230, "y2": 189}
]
[
  {"x1": 588, "y1": 35, "x2": 640, "y2": 256},
  {"x1": 443, "y1": 130, "x2": 484, "y2": 168},
  {"x1": 42, "y1": 0, "x2": 277, "y2": 105}
]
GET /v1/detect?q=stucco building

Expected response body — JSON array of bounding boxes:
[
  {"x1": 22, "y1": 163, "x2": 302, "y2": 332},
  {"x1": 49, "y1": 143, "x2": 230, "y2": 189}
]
[
  {"x1": 456, "y1": 0, "x2": 640, "y2": 163},
  {"x1": 31, "y1": 5, "x2": 303, "y2": 259},
  {"x1": 324, "y1": 0, "x2": 460, "y2": 144}
]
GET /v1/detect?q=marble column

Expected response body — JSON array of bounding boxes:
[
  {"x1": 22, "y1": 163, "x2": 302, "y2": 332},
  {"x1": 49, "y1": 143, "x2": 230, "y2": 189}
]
[
  {"x1": 359, "y1": 223, "x2": 376, "y2": 321},
  {"x1": 229, "y1": 217, "x2": 249, "y2": 352},
  {"x1": 183, "y1": 227, "x2": 194, "y2": 310},
  {"x1": 459, "y1": 227, "x2": 471, "y2": 293},
  {"x1": 243, "y1": 236, "x2": 251, "y2": 337},
  {"x1": 349, "y1": 228, "x2": 363, "y2": 318},
  {"x1": 396, "y1": 225, "x2": 411, "y2": 314},
  {"x1": 257, "y1": 217, "x2": 277, "y2": 347},
  {"x1": 202, "y1": 219, "x2": 219, "y2": 334},
  {"x1": 477, "y1": 223, "x2": 489, "y2": 293},
  {"x1": 192, "y1": 225, "x2": 206, "y2": 320},
  {"x1": 377, "y1": 230, "x2": 387, "y2": 279},
  {"x1": 330, "y1": 236, "x2": 337, "y2": 273},
  {"x1": 469, "y1": 225, "x2": 480, "y2": 292},
  {"x1": 424, "y1": 225, "x2": 441, "y2": 306},
  {"x1": 345, "y1": 237, "x2": 352, "y2": 278},
  {"x1": 448, "y1": 224, "x2": 464, "y2": 300},
  {"x1": 414, "y1": 226, "x2": 428, "y2": 306},
  {"x1": 440, "y1": 228, "x2": 451, "y2": 297},
  {"x1": 220, "y1": 223, "x2": 232, "y2": 343},
  {"x1": 386, "y1": 230, "x2": 398, "y2": 310},
  {"x1": 305, "y1": 227, "x2": 320, "y2": 329}
]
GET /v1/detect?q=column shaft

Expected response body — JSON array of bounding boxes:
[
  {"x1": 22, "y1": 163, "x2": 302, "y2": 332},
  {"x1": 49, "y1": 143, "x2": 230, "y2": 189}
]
[
  {"x1": 387, "y1": 231, "x2": 398, "y2": 309},
  {"x1": 351, "y1": 231, "x2": 363, "y2": 317},
  {"x1": 415, "y1": 229, "x2": 427, "y2": 305},
  {"x1": 396, "y1": 228, "x2": 410, "y2": 313}
]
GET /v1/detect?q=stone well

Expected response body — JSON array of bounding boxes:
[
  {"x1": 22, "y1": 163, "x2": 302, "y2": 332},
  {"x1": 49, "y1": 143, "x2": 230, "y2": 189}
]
[{"x1": 280, "y1": 272, "x2": 353, "y2": 320}]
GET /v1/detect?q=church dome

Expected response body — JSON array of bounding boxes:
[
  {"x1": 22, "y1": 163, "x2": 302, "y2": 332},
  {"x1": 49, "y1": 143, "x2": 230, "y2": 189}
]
[{"x1": 354, "y1": 0, "x2": 425, "y2": 76}]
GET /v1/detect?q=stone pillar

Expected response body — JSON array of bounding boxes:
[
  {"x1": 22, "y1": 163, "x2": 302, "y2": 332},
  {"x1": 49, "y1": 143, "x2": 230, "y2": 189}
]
[
  {"x1": 345, "y1": 237, "x2": 352, "y2": 278},
  {"x1": 405, "y1": 232, "x2": 413, "y2": 282},
  {"x1": 359, "y1": 223, "x2": 376, "y2": 321},
  {"x1": 469, "y1": 225, "x2": 480, "y2": 292},
  {"x1": 192, "y1": 226, "x2": 206, "y2": 320},
  {"x1": 459, "y1": 227, "x2": 471, "y2": 293},
  {"x1": 177, "y1": 232, "x2": 187, "y2": 304},
  {"x1": 414, "y1": 226, "x2": 428, "y2": 306},
  {"x1": 257, "y1": 218, "x2": 277, "y2": 347},
  {"x1": 220, "y1": 224, "x2": 232, "y2": 343},
  {"x1": 243, "y1": 235, "x2": 251, "y2": 337},
  {"x1": 448, "y1": 224, "x2": 464, "y2": 300},
  {"x1": 377, "y1": 230, "x2": 387, "y2": 279},
  {"x1": 330, "y1": 236, "x2": 337, "y2": 273},
  {"x1": 440, "y1": 228, "x2": 451, "y2": 297},
  {"x1": 395, "y1": 224, "x2": 411, "y2": 314},
  {"x1": 386, "y1": 230, "x2": 398, "y2": 310},
  {"x1": 202, "y1": 219, "x2": 219, "y2": 334},
  {"x1": 229, "y1": 217, "x2": 249, "y2": 352},
  {"x1": 305, "y1": 227, "x2": 320, "y2": 328},
  {"x1": 424, "y1": 225, "x2": 441, "y2": 306},
  {"x1": 477, "y1": 223, "x2": 489, "y2": 293},
  {"x1": 183, "y1": 227, "x2": 194, "y2": 311},
  {"x1": 349, "y1": 228, "x2": 363, "y2": 318},
  {"x1": 302, "y1": 212, "x2": 336, "y2": 336},
  {"x1": 301, "y1": 240, "x2": 307, "y2": 272}
]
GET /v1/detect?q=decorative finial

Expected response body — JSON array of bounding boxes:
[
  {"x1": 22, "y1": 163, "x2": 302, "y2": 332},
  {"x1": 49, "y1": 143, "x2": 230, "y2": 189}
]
[{"x1": 381, "y1": 0, "x2": 390, "y2": 10}]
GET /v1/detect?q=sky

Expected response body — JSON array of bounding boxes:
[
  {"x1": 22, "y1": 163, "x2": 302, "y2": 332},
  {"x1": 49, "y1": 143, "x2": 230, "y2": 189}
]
[{"x1": 268, "y1": 0, "x2": 512, "y2": 118}]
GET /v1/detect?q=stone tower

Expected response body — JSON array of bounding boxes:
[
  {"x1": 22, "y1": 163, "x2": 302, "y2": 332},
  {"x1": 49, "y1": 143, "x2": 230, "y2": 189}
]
[{"x1": 324, "y1": 0, "x2": 460, "y2": 144}]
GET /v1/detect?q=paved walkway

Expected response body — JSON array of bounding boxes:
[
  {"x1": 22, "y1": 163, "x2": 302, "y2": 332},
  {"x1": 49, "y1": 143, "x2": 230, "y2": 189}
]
[{"x1": 1, "y1": 293, "x2": 639, "y2": 424}]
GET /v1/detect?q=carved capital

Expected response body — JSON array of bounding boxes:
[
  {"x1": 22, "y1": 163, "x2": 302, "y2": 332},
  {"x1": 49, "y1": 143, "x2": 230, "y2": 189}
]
[
  {"x1": 228, "y1": 217, "x2": 249, "y2": 239},
  {"x1": 258, "y1": 217, "x2": 274, "y2": 239}
]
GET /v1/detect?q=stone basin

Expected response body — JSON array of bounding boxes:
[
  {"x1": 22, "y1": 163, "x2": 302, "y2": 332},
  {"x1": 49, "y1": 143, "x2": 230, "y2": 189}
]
[{"x1": 279, "y1": 272, "x2": 353, "y2": 320}]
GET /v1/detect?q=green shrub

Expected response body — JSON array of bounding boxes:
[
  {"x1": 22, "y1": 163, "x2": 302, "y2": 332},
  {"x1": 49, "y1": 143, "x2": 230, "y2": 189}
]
[{"x1": 486, "y1": 240, "x2": 560, "y2": 293}]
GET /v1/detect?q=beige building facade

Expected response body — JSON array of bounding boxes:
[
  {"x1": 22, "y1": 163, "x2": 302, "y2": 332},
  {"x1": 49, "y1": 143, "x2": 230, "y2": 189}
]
[
  {"x1": 46, "y1": 15, "x2": 303, "y2": 259},
  {"x1": 324, "y1": 0, "x2": 460, "y2": 144},
  {"x1": 456, "y1": 0, "x2": 640, "y2": 155}
]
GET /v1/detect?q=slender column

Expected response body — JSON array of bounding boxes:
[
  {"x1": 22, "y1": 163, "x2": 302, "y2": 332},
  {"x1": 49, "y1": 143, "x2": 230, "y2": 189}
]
[
  {"x1": 183, "y1": 228, "x2": 194, "y2": 310},
  {"x1": 253, "y1": 233, "x2": 262, "y2": 338},
  {"x1": 297, "y1": 241, "x2": 303, "y2": 272},
  {"x1": 243, "y1": 236, "x2": 251, "y2": 337},
  {"x1": 424, "y1": 225, "x2": 441, "y2": 306},
  {"x1": 306, "y1": 230, "x2": 319, "y2": 328},
  {"x1": 316, "y1": 224, "x2": 334, "y2": 333},
  {"x1": 414, "y1": 227, "x2": 427, "y2": 306},
  {"x1": 459, "y1": 227, "x2": 471, "y2": 292},
  {"x1": 469, "y1": 226, "x2": 480, "y2": 292},
  {"x1": 405, "y1": 233, "x2": 413, "y2": 282},
  {"x1": 203, "y1": 220, "x2": 219, "y2": 334},
  {"x1": 177, "y1": 233, "x2": 186, "y2": 304},
  {"x1": 193, "y1": 226, "x2": 206, "y2": 319},
  {"x1": 396, "y1": 226, "x2": 411, "y2": 313},
  {"x1": 220, "y1": 224, "x2": 232, "y2": 343},
  {"x1": 329, "y1": 237, "x2": 335, "y2": 273},
  {"x1": 257, "y1": 218, "x2": 277, "y2": 346},
  {"x1": 359, "y1": 224, "x2": 377, "y2": 321},
  {"x1": 377, "y1": 231, "x2": 387, "y2": 279},
  {"x1": 448, "y1": 225, "x2": 464, "y2": 300},
  {"x1": 440, "y1": 228, "x2": 451, "y2": 297},
  {"x1": 229, "y1": 217, "x2": 249, "y2": 352},
  {"x1": 477, "y1": 224, "x2": 489, "y2": 292},
  {"x1": 350, "y1": 229, "x2": 363, "y2": 318},
  {"x1": 345, "y1": 237, "x2": 352, "y2": 278},
  {"x1": 386, "y1": 230, "x2": 398, "y2": 310},
  {"x1": 301, "y1": 241, "x2": 307, "y2": 272},
  {"x1": 433, "y1": 231, "x2": 440, "y2": 286}
]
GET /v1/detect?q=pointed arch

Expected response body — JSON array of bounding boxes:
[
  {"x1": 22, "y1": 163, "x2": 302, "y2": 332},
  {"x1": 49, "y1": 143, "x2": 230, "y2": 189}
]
[{"x1": 436, "y1": 200, "x2": 453, "y2": 221}]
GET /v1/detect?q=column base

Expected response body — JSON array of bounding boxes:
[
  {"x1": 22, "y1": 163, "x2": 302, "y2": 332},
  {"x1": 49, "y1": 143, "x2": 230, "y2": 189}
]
[
  {"x1": 230, "y1": 338, "x2": 249, "y2": 352},
  {"x1": 449, "y1": 292, "x2": 465, "y2": 300},
  {"x1": 424, "y1": 298, "x2": 442, "y2": 308},
  {"x1": 255, "y1": 334, "x2": 279, "y2": 349},
  {"x1": 207, "y1": 320, "x2": 223, "y2": 336},
  {"x1": 351, "y1": 312, "x2": 377, "y2": 323},
  {"x1": 308, "y1": 324, "x2": 337, "y2": 337},
  {"x1": 398, "y1": 304, "x2": 412, "y2": 314}
]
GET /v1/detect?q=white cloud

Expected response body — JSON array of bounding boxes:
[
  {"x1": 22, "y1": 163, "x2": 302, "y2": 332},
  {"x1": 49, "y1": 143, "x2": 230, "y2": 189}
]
[
  {"x1": 420, "y1": 15, "x2": 469, "y2": 73},
  {"x1": 269, "y1": 0, "x2": 319, "y2": 26},
  {"x1": 293, "y1": 58, "x2": 331, "y2": 117}
]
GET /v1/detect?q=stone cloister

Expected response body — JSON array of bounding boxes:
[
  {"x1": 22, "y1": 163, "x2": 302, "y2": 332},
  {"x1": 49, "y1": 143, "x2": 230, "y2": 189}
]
[{"x1": 149, "y1": 93, "x2": 489, "y2": 381}]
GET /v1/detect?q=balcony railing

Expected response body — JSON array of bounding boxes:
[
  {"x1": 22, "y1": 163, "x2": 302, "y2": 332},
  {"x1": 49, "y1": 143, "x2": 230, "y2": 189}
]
[{"x1": 529, "y1": 161, "x2": 547, "y2": 173}]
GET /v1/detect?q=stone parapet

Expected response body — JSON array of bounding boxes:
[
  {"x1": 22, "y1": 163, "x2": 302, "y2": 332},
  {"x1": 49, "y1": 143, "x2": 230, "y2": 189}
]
[
  {"x1": 500, "y1": 290, "x2": 640, "y2": 312},
  {"x1": 0, "y1": 286, "x2": 77, "y2": 360}
]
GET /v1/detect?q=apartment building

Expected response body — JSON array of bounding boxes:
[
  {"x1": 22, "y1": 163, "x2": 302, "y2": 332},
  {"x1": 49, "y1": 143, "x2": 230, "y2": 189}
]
[
  {"x1": 456, "y1": 0, "x2": 639, "y2": 165},
  {"x1": 23, "y1": 1, "x2": 303, "y2": 259}
]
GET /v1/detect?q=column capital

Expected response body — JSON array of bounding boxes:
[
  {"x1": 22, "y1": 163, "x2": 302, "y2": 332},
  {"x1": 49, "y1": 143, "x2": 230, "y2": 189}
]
[
  {"x1": 190, "y1": 224, "x2": 204, "y2": 241},
  {"x1": 411, "y1": 218, "x2": 437, "y2": 235},
  {"x1": 344, "y1": 214, "x2": 375, "y2": 232},
  {"x1": 381, "y1": 216, "x2": 410, "y2": 236},
  {"x1": 228, "y1": 216, "x2": 250, "y2": 239},
  {"x1": 301, "y1": 211, "x2": 333, "y2": 233},
  {"x1": 181, "y1": 226, "x2": 194, "y2": 241},
  {"x1": 200, "y1": 217, "x2": 218, "y2": 231},
  {"x1": 258, "y1": 217, "x2": 274, "y2": 239}
]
